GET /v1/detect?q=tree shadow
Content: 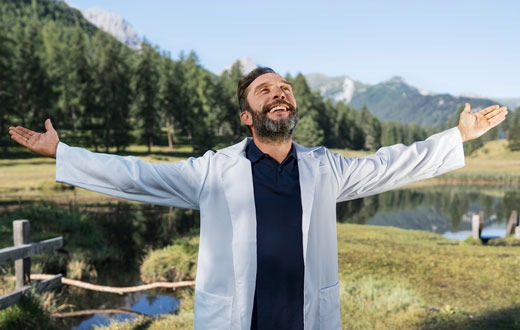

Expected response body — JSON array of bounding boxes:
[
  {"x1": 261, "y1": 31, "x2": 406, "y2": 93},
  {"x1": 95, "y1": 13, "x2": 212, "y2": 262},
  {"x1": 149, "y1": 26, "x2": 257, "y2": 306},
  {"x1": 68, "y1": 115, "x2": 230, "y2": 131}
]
[{"x1": 421, "y1": 306, "x2": 520, "y2": 330}]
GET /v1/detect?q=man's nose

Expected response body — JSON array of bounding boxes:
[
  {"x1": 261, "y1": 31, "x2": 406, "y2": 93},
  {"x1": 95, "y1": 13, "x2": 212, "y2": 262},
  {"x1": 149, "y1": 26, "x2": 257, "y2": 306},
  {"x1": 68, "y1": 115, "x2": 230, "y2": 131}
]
[{"x1": 273, "y1": 87, "x2": 286, "y2": 100}]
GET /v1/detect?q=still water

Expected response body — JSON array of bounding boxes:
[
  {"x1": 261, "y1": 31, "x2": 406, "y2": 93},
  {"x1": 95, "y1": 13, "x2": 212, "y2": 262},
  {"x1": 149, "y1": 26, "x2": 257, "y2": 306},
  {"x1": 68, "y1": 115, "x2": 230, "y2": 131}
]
[
  {"x1": 339, "y1": 185, "x2": 519, "y2": 239},
  {"x1": 3, "y1": 185, "x2": 520, "y2": 328},
  {"x1": 71, "y1": 293, "x2": 179, "y2": 330}
]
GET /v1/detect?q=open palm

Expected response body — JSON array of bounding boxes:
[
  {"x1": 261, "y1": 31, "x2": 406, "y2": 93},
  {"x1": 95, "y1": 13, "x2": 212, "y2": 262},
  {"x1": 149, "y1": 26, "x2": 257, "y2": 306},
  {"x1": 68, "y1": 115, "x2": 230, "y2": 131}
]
[
  {"x1": 457, "y1": 103, "x2": 508, "y2": 142},
  {"x1": 9, "y1": 119, "x2": 60, "y2": 158}
]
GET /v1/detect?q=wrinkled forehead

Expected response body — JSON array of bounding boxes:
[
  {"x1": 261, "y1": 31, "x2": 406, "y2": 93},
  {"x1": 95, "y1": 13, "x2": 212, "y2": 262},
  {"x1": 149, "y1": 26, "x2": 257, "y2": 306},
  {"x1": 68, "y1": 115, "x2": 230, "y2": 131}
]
[{"x1": 248, "y1": 73, "x2": 290, "y2": 91}]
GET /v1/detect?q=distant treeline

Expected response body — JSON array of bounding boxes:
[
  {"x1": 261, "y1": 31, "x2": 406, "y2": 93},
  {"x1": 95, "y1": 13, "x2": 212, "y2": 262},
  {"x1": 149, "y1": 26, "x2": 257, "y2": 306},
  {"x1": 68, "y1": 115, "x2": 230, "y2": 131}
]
[{"x1": 1, "y1": 0, "x2": 515, "y2": 156}]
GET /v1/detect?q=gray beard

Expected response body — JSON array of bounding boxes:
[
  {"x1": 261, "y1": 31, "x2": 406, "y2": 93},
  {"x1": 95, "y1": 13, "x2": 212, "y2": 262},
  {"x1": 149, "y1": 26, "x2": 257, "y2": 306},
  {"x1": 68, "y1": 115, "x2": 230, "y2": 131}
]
[{"x1": 249, "y1": 107, "x2": 298, "y2": 143}]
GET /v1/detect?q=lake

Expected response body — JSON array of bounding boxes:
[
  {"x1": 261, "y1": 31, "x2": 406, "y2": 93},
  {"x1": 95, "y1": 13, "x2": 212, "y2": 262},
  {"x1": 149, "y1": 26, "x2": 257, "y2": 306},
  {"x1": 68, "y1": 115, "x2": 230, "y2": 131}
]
[{"x1": 3, "y1": 184, "x2": 520, "y2": 328}]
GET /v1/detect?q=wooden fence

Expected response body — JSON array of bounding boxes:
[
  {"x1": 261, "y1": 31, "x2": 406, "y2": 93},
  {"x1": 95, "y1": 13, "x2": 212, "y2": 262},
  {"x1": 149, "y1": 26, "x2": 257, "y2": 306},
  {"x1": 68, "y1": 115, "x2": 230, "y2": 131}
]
[
  {"x1": 472, "y1": 210, "x2": 520, "y2": 242},
  {"x1": 0, "y1": 220, "x2": 63, "y2": 310}
]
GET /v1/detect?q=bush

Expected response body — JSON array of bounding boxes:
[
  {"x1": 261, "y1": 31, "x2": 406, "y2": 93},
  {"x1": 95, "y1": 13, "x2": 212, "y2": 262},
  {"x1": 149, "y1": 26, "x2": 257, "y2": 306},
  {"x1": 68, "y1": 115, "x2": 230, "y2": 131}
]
[
  {"x1": 140, "y1": 236, "x2": 198, "y2": 283},
  {"x1": 0, "y1": 294, "x2": 59, "y2": 330}
]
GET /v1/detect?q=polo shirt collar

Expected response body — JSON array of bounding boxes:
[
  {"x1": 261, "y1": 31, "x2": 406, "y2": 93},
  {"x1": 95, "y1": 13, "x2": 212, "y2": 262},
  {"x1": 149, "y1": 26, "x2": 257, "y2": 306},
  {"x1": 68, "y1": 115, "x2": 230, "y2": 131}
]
[{"x1": 246, "y1": 139, "x2": 297, "y2": 164}]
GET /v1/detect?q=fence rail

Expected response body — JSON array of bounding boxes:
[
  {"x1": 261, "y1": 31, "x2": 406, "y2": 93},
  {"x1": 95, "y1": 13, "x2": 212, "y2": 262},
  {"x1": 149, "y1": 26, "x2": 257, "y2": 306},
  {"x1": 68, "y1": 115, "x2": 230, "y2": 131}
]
[{"x1": 0, "y1": 220, "x2": 63, "y2": 310}]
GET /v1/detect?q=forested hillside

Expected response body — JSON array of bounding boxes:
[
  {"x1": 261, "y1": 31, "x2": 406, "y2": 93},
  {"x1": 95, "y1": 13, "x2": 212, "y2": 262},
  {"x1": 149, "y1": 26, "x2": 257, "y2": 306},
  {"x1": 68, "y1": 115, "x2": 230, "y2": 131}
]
[{"x1": 0, "y1": 0, "x2": 512, "y2": 157}]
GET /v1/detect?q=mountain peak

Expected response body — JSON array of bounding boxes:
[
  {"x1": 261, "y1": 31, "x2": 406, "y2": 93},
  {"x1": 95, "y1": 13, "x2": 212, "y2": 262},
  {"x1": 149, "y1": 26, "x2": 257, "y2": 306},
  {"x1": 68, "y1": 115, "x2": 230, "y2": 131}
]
[
  {"x1": 221, "y1": 56, "x2": 258, "y2": 75},
  {"x1": 305, "y1": 73, "x2": 498, "y2": 127},
  {"x1": 386, "y1": 76, "x2": 405, "y2": 84},
  {"x1": 238, "y1": 56, "x2": 258, "y2": 74},
  {"x1": 81, "y1": 7, "x2": 141, "y2": 49}
]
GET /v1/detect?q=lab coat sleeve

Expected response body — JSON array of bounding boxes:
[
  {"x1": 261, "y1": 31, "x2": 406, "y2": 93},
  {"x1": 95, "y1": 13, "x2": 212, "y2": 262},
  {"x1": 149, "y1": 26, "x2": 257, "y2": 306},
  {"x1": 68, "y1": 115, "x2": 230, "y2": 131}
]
[
  {"x1": 332, "y1": 127, "x2": 465, "y2": 202},
  {"x1": 55, "y1": 142, "x2": 208, "y2": 209}
]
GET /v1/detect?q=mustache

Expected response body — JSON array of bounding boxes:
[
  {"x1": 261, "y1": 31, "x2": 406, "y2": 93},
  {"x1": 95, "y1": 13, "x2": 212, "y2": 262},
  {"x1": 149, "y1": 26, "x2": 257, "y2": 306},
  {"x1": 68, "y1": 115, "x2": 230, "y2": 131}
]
[{"x1": 262, "y1": 100, "x2": 296, "y2": 114}]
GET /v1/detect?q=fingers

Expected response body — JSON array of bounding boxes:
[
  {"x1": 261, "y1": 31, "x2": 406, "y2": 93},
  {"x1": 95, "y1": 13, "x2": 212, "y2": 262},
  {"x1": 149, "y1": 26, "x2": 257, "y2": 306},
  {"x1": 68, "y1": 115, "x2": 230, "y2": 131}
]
[
  {"x1": 479, "y1": 104, "x2": 501, "y2": 116},
  {"x1": 9, "y1": 126, "x2": 35, "y2": 140},
  {"x1": 44, "y1": 118, "x2": 54, "y2": 132},
  {"x1": 477, "y1": 105, "x2": 507, "y2": 129},
  {"x1": 483, "y1": 105, "x2": 507, "y2": 120},
  {"x1": 488, "y1": 107, "x2": 508, "y2": 127},
  {"x1": 8, "y1": 127, "x2": 30, "y2": 147}
]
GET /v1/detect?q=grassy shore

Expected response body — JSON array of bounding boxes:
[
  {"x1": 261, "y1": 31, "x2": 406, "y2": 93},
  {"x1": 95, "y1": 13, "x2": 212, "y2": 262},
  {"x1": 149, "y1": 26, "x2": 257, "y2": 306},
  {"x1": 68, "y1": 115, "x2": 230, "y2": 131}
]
[
  {"x1": 2, "y1": 139, "x2": 520, "y2": 329},
  {"x1": 0, "y1": 145, "x2": 192, "y2": 203},
  {"x1": 4, "y1": 223, "x2": 520, "y2": 329},
  {"x1": 92, "y1": 223, "x2": 520, "y2": 330},
  {"x1": 3, "y1": 140, "x2": 520, "y2": 203}
]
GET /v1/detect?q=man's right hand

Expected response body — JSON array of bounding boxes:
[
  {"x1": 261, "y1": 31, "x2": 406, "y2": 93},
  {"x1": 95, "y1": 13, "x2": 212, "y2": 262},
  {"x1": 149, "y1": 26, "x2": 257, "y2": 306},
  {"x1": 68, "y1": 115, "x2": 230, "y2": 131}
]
[{"x1": 9, "y1": 119, "x2": 60, "y2": 158}]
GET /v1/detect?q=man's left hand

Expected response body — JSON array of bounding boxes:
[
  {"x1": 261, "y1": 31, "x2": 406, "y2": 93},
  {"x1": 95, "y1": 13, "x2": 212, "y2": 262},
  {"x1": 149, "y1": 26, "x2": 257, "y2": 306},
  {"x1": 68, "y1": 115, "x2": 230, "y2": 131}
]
[{"x1": 457, "y1": 103, "x2": 508, "y2": 142}]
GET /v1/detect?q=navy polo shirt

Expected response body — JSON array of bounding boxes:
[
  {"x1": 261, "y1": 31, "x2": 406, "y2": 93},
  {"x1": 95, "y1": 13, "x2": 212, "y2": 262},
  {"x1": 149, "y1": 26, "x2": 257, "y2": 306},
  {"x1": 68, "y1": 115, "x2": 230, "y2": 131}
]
[{"x1": 246, "y1": 140, "x2": 304, "y2": 330}]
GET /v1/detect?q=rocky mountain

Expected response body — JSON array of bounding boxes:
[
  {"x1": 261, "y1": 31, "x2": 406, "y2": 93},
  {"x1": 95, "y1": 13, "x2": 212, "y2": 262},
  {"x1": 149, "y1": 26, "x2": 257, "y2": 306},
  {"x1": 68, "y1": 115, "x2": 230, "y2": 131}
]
[
  {"x1": 221, "y1": 56, "x2": 258, "y2": 75},
  {"x1": 81, "y1": 6, "x2": 141, "y2": 50},
  {"x1": 69, "y1": 3, "x2": 514, "y2": 127},
  {"x1": 305, "y1": 74, "x2": 367, "y2": 104},
  {"x1": 305, "y1": 74, "x2": 499, "y2": 127}
]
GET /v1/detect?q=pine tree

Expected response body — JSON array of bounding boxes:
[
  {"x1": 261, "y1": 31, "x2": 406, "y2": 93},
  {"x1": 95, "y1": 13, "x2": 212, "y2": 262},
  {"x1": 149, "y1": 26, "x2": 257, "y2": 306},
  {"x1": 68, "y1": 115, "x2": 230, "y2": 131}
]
[
  {"x1": 11, "y1": 10, "x2": 53, "y2": 129},
  {"x1": 91, "y1": 32, "x2": 133, "y2": 152},
  {"x1": 215, "y1": 61, "x2": 245, "y2": 141},
  {"x1": 132, "y1": 40, "x2": 161, "y2": 152},
  {"x1": 359, "y1": 106, "x2": 381, "y2": 150},
  {"x1": 291, "y1": 73, "x2": 326, "y2": 146},
  {"x1": 157, "y1": 54, "x2": 180, "y2": 150},
  {"x1": 0, "y1": 28, "x2": 15, "y2": 153},
  {"x1": 42, "y1": 23, "x2": 92, "y2": 145},
  {"x1": 179, "y1": 51, "x2": 218, "y2": 154}
]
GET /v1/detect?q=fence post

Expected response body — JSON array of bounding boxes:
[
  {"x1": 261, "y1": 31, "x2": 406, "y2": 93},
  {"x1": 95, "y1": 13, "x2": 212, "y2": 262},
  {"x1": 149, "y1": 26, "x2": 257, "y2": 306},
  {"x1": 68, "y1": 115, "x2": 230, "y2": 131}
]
[
  {"x1": 506, "y1": 210, "x2": 518, "y2": 236},
  {"x1": 472, "y1": 214, "x2": 482, "y2": 239},
  {"x1": 13, "y1": 220, "x2": 31, "y2": 288}
]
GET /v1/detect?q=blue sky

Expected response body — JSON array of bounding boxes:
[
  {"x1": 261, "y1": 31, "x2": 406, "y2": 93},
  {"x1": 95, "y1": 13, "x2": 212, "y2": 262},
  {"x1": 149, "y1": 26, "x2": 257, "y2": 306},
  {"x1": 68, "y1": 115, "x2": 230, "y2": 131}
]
[{"x1": 67, "y1": 0, "x2": 519, "y2": 99}]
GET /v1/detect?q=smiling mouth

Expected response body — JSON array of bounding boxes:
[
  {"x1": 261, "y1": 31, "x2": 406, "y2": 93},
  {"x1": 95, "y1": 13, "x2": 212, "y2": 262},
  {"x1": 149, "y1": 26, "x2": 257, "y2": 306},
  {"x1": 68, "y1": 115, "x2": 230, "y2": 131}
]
[{"x1": 269, "y1": 105, "x2": 289, "y2": 113}]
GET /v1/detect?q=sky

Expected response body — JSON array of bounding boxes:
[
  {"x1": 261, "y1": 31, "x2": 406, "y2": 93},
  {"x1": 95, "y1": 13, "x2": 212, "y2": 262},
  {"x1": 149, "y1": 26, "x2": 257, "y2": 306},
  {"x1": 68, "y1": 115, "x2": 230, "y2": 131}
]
[{"x1": 66, "y1": 0, "x2": 519, "y2": 99}]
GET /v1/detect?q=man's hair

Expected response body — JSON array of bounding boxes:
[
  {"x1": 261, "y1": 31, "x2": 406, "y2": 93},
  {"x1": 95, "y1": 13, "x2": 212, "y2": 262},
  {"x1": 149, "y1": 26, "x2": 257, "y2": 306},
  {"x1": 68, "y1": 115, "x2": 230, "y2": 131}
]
[{"x1": 237, "y1": 67, "x2": 276, "y2": 112}]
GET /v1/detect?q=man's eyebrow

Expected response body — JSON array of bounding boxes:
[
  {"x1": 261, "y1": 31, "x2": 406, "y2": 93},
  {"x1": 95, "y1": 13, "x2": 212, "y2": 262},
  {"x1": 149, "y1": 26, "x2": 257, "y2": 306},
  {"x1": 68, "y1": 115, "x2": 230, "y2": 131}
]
[
  {"x1": 254, "y1": 81, "x2": 293, "y2": 93},
  {"x1": 254, "y1": 82, "x2": 270, "y2": 92},
  {"x1": 281, "y1": 80, "x2": 293, "y2": 87}
]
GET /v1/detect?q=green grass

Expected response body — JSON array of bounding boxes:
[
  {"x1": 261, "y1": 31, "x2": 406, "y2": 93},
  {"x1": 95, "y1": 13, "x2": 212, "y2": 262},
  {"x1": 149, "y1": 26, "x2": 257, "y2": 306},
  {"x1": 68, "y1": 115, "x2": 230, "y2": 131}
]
[
  {"x1": 333, "y1": 139, "x2": 520, "y2": 187},
  {"x1": 0, "y1": 294, "x2": 60, "y2": 330},
  {"x1": 3, "y1": 139, "x2": 520, "y2": 329},
  {"x1": 5, "y1": 223, "x2": 520, "y2": 329},
  {"x1": 93, "y1": 223, "x2": 520, "y2": 330},
  {"x1": 0, "y1": 144, "x2": 193, "y2": 203},
  {"x1": 140, "y1": 236, "x2": 198, "y2": 283},
  {"x1": 2, "y1": 140, "x2": 520, "y2": 200},
  {"x1": 339, "y1": 224, "x2": 520, "y2": 329}
]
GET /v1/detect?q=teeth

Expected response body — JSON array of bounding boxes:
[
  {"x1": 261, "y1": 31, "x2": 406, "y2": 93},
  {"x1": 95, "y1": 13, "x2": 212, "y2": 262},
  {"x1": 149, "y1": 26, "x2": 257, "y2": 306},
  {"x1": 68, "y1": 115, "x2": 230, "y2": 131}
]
[{"x1": 269, "y1": 106, "x2": 287, "y2": 113}]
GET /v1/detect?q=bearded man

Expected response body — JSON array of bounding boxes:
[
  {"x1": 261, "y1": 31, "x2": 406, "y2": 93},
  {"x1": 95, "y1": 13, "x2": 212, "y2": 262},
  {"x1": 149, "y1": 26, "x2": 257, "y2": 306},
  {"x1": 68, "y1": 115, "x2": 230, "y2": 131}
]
[{"x1": 9, "y1": 67, "x2": 507, "y2": 330}]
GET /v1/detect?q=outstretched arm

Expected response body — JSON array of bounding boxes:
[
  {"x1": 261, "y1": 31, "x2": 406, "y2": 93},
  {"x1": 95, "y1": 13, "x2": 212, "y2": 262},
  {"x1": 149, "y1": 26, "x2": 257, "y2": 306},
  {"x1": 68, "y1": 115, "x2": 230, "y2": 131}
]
[
  {"x1": 8, "y1": 119, "x2": 59, "y2": 158},
  {"x1": 457, "y1": 103, "x2": 508, "y2": 142}
]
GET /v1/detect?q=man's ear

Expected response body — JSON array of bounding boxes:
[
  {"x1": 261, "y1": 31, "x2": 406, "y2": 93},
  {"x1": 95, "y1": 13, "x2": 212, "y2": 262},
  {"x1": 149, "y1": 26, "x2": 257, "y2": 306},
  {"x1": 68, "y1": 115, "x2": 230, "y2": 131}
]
[{"x1": 240, "y1": 111, "x2": 252, "y2": 126}]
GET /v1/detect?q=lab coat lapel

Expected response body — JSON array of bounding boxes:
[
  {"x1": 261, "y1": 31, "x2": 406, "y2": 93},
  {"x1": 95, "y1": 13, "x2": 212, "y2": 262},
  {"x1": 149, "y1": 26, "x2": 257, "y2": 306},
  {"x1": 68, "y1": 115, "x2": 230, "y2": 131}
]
[
  {"x1": 220, "y1": 139, "x2": 257, "y2": 328},
  {"x1": 295, "y1": 145, "x2": 320, "y2": 263}
]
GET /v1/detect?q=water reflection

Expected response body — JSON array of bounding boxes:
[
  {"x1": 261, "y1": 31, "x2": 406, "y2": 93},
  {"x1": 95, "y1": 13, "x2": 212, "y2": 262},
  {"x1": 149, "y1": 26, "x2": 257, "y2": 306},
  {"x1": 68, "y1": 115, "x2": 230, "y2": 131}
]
[
  {"x1": 3, "y1": 185, "x2": 520, "y2": 328},
  {"x1": 71, "y1": 293, "x2": 179, "y2": 330},
  {"x1": 338, "y1": 186, "x2": 520, "y2": 239}
]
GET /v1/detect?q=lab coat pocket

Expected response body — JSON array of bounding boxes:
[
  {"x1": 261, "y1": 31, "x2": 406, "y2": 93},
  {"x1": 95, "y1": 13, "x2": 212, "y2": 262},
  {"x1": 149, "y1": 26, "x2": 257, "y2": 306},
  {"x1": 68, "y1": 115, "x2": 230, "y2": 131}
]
[
  {"x1": 194, "y1": 289, "x2": 233, "y2": 330},
  {"x1": 319, "y1": 281, "x2": 341, "y2": 329}
]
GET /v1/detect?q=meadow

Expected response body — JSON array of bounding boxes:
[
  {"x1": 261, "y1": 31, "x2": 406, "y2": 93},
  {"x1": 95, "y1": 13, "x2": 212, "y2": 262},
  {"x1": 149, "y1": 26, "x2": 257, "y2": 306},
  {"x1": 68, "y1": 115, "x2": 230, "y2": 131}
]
[{"x1": 2, "y1": 139, "x2": 520, "y2": 329}]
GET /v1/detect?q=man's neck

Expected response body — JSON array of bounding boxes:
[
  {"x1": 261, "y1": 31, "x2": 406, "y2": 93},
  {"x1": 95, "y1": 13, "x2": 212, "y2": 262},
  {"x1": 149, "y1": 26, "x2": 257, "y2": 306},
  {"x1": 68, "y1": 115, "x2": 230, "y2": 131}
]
[{"x1": 252, "y1": 137, "x2": 293, "y2": 164}]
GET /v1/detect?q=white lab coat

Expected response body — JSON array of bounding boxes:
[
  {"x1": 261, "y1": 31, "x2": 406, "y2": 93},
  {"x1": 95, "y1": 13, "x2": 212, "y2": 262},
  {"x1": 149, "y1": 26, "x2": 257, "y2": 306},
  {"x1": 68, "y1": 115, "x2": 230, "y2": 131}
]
[{"x1": 55, "y1": 127, "x2": 465, "y2": 329}]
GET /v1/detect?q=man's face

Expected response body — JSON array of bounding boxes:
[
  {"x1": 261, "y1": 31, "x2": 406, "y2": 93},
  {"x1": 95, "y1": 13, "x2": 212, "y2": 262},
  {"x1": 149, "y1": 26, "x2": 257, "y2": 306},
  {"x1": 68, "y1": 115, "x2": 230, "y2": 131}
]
[{"x1": 242, "y1": 73, "x2": 298, "y2": 141}]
